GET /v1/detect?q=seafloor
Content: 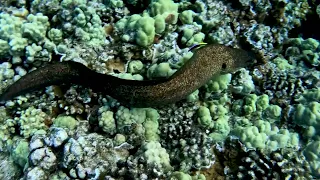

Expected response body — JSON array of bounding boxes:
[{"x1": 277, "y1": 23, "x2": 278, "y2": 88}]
[{"x1": 0, "y1": 0, "x2": 319, "y2": 179}]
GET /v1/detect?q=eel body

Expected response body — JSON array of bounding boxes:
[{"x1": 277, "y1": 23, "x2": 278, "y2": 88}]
[{"x1": 0, "y1": 44, "x2": 252, "y2": 107}]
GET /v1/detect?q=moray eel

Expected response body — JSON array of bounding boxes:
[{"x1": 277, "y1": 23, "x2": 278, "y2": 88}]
[{"x1": 0, "y1": 44, "x2": 252, "y2": 107}]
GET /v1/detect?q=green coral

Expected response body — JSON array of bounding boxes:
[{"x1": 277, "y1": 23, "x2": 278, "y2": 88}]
[
  {"x1": 0, "y1": 12, "x2": 53, "y2": 61},
  {"x1": 204, "y1": 73, "x2": 232, "y2": 94},
  {"x1": 53, "y1": 115, "x2": 78, "y2": 130},
  {"x1": 0, "y1": 12, "x2": 26, "y2": 57},
  {"x1": 143, "y1": 108, "x2": 160, "y2": 141},
  {"x1": 296, "y1": 88, "x2": 320, "y2": 103},
  {"x1": 179, "y1": 10, "x2": 195, "y2": 24},
  {"x1": 113, "y1": 134, "x2": 126, "y2": 146},
  {"x1": 116, "y1": 14, "x2": 155, "y2": 47},
  {"x1": 0, "y1": 62, "x2": 15, "y2": 91},
  {"x1": 197, "y1": 106, "x2": 213, "y2": 129},
  {"x1": 294, "y1": 101, "x2": 320, "y2": 136},
  {"x1": 142, "y1": 141, "x2": 172, "y2": 172},
  {"x1": 232, "y1": 93, "x2": 281, "y2": 121},
  {"x1": 49, "y1": 171, "x2": 69, "y2": 180},
  {"x1": 256, "y1": 94, "x2": 270, "y2": 111},
  {"x1": 198, "y1": 100, "x2": 231, "y2": 142},
  {"x1": 285, "y1": 38, "x2": 320, "y2": 66},
  {"x1": 11, "y1": 138, "x2": 29, "y2": 168},
  {"x1": 188, "y1": 33, "x2": 205, "y2": 47},
  {"x1": 0, "y1": 106, "x2": 13, "y2": 151},
  {"x1": 53, "y1": 0, "x2": 106, "y2": 46},
  {"x1": 243, "y1": 94, "x2": 258, "y2": 115},
  {"x1": 264, "y1": 105, "x2": 282, "y2": 120},
  {"x1": 8, "y1": 107, "x2": 49, "y2": 138},
  {"x1": 170, "y1": 171, "x2": 206, "y2": 180},
  {"x1": 181, "y1": 28, "x2": 194, "y2": 44},
  {"x1": 154, "y1": 15, "x2": 166, "y2": 34},
  {"x1": 47, "y1": 28, "x2": 63, "y2": 43},
  {"x1": 232, "y1": 94, "x2": 259, "y2": 115},
  {"x1": 25, "y1": 43, "x2": 42, "y2": 63},
  {"x1": 148, "y1": 0, "x2": 179, "y2": 25},
  {"x1": 171, "y1": 50, "x2": 193, "y2": 68},
  {"x1": 135, "y1": 16, "x2": 156, "y2": 47},
  {"x1": 207, "y1": 101, "x2": 230, "y2": 142},
  {"x1": 147, "y1": 62, "x2": 176, "y2": 79},
  {"x1": 303, "y1": 140, "x2": 320, "y2": 177},
  {"x1": 128, "y1": 60, "x2": 144, "y2": 74},
  {"x1": 0, "y1": 39, "x2": 10, "y2": 56},
  {"x1": 233, "y1": 120, "x2": 299, "y2": 151},
  {"x1": 115, "y1": 107, "x2": 160, "y2": 141},
  {"x1": 170, "y1": 171, "x2": 192, "y2": 180},
  {"x1": 116, "y1": 106, "x2": 146, "y2": 128},
  {"x1": 209, "y1": 115, "x2": 230, "y2": 142},
  {"x1": 272, "y1": 57, "x2": 294, "y2": 70},
  {"x1": 9, "y1": 37, "x2": 28, "y2": 57},
  {"x1": 115, "y1": 0, "x2": 179, "y2": 46},
  {"x1": 186, "y1": 90, "x2": 199, "y2": 102},
  {"x1": 180, "y1": 25, "x2": 205, "y2": 46},
  {"x1": 113, "y1": 72, "x2": 144, "y2": 80},
  {"x1": 98, "y1": 110, "x2": 116, "y2": 135},
  {"x1": 21, "y1": 13, "x2": 50, "y2": 42}
]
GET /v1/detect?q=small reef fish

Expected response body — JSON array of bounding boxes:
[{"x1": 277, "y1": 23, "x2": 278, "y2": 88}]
[{"x1": 188, "y1": 42, "x2": 208, "y2": 51}]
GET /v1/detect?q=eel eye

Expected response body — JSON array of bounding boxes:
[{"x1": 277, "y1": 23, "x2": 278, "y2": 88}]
[{"x1": 222, "y1": 63, "x2": 227, "y2": 69}]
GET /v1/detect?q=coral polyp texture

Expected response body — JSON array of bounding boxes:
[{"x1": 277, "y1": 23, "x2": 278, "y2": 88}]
[{"x1": 0, "y1": 0, "x2": 319, "y2": 179}]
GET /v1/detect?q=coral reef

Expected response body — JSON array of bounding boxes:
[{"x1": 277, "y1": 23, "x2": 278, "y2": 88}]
[{"x1": 0, "y1": 0, "x2": 319, "y2": 179}]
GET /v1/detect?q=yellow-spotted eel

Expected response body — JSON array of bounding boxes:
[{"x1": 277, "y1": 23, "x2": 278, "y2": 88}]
[{"x1": 0, "y1": 44, "x2": 252, "y2": 107}]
